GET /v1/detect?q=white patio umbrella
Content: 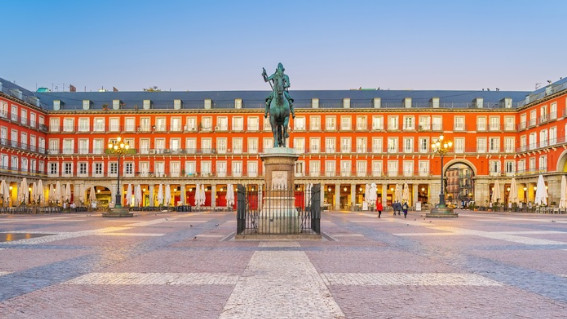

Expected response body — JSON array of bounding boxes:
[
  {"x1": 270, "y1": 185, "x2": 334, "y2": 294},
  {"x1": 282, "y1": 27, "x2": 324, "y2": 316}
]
[
  {"x1": 65, "y1": 182, "x2": 72, "y2": 204},
  {"x1": 164, "y1": 184, "x2": 171, "y2": 206},
  {"x1": 89, "y1": 185, "x2": 97, "y2": 204},
  {"x1": 402, "y1": 183, "x2": 410, "y2": 204},
  {"x1": 195, "y1": 183, "x2": 201, "y2": 206},
  {"x1": 508, "y1": 178, "x2": 520, "y2": 206},
  {"x1": 559, "y1": 175, "x2": 567, "y2": 209},
  {"x1": 18, "y1": 178, "x2": 29, "y2": 204},
  {"x1": 0, "y1": 180, "x2": 8, "y2": 206},
  {"x1": 367, "y1": 183, "x2": 378, "y2": 207},
  {"x1": 181, "y1": 185, "x2": 186, "y2": 205},
  {"x1": 200, "y1": 184, "x2": 206, "y2": 206},
  {"x1": 157, "y1": 184, "x2": 164, "y2": 206},
  {"x1": 49, "y1": 184, "x2": 55, "y2": 203},
  {"x1": 534, "y1": 175, "x2": 548, "y2": 206},
  {"x1": 134, "y1": 184, "x2": 142, "y2": 207},
  {"x1": 30, "y1": 182, "x2": 37, "y2": 203},
  {"x1": 126, "y1": 183, "x2": 133, "y2": 206},
  {"x1": 394, "y1": 184, "x2": 403, "y2": 203},
  {"x1": 491, "y1": 180, "x2": 502, "y2": 204},
  {"x1": 226, "y1": 184, "x2": 234, "y2": 208},
  {"x1": 149, "y1": 185, "x2": 155, "y2": 206},
  {"x1": 60, "y1": 183, "x2": 66, "y2": 203},
  {"x1": 364, "y1": 184, "x2": 370, "y2": 203},
  {"x1": 37, "y1": 180, "x2": 44, "y2": 205}
]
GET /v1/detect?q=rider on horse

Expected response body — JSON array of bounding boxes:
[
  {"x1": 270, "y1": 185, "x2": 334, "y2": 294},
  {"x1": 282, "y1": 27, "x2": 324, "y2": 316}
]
[{"x1": 263, "y1": 63, "x2": 295, "y2": 119}]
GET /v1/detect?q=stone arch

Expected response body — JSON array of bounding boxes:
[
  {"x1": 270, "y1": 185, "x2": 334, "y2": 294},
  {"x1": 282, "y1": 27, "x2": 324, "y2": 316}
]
[
  {"x1": 555, "y1": 149, "x2": 567, "y2": 172},
  {"x1": 444, "y1": 159, "x2": 478, "y2": 176}
]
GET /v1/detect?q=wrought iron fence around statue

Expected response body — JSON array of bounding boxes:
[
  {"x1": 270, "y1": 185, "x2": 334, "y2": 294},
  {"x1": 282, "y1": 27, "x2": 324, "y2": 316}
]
[{"x1": 236, "y1": 184, "x2": 321, "y2": 235}]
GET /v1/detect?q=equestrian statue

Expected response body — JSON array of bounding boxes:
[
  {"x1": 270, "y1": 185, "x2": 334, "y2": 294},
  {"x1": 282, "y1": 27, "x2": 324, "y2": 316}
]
[{"x1": 262, "y1": 63, "x2": 295, "y2": 148}]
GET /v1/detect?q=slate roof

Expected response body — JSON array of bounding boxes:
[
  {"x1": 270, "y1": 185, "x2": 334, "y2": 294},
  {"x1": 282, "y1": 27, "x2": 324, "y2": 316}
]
[{"x1": 2, "y1": 76, "x2": 560, "y2": 111}]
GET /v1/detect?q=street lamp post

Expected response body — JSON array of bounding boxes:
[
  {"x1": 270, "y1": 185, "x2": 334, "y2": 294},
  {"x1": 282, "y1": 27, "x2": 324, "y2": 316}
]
[
  {"x1": 103, "y1": 136, "x2": 133, "y2": 217},
  {"x1": 426, "y1": 135, "x2": 459, "y2": 218}
]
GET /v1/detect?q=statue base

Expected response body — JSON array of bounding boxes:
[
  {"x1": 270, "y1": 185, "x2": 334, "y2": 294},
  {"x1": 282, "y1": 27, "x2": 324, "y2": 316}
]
[
  {"x1": 102, "y1": 206, "x2": 134, "y2": 218},
  {"x1": 426, "y1": 206, "x2": 458, "y2": 218},
  {"x1": 258, "y1": 197, "x2": 300, "y2": 234}
]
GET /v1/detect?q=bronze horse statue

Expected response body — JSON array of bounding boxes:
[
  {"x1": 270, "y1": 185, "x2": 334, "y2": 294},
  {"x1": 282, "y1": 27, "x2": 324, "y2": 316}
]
[{"x1": 263, "y1": 64, "x2": 292, "y2": 148}]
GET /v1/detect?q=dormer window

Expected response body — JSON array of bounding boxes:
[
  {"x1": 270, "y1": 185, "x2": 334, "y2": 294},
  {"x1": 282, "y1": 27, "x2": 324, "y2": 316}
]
[
  {"x1": 343, "y1": 98, "x2": 350, "y2": 109},
  {"x1": 204, "y1": 99, "x2": 212, "y2": 109},
  {"x1": 143, "y1": 99, "x2": 151, "y2": 109},
  {"x1": 174, "y1": 99, "x2": 182, "y2": 109},
  {"x1": 235, "y1": 99, "x2": 242, "y2": 109},
  {"x1": 82, "y1": 100, "x2": 90, "y2": 110},
  {"x1": 373, "y1": 98, "x2": 381, "y2": 108},
  {"x1": 312, "y1": 98, "x2": 319, "y2": 108},
  {"x1": 112, "y1": 100, "x2": 121, "y2": 110}
]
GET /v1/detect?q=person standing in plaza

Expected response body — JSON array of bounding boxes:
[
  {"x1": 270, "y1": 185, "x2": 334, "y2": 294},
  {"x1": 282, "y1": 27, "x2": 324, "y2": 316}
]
[
  {"x1": 402, "y1": 202, "x2": 409, "y2": 218},
  {"x1": 376, "y1": 201, "x2": 383, "y2": 218}
]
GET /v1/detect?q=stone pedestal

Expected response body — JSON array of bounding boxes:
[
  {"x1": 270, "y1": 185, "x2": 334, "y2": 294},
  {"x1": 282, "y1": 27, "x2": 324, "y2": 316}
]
[
  {"x1": 259, "y1": 148, "x2": 300, "y2": 233},
  {"x1": 102, "y1": 206, "x2": 134, "y2": 218}
]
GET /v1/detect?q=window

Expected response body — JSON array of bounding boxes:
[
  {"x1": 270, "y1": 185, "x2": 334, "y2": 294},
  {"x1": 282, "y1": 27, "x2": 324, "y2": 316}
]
[
  {"x1": 356, "y1": 116, "x2": 367, "y2": 131},
  {"x1": 504, "y1": 116, "x2": 515, "y2": 131},
  {"x1": 185, "y1": 161, "x2": 196, "y2": 176},
  {"x1": 217, "y1": 116, "x2": 228, "y2": 131},
  {"x1": 505, "y1": 160, "x2": 515, "y2": 176},
  {"x1": 20, "y1": 110, "x2": 27, "y2": 125},
  {"x1": 489, "y1": 116, "x2": 500, "y2": 131},
  {"x1": 403, "y1": 116, "x2": 415, "y2": 130},
  {"x1": 550, "y1": 102, "x2": 557, "y2": 120},
  {"x1": 232, "y1": 117, "x2": 244, "y2": 131},
  {"x1": 170, "y1": 138, "x2": 181, "y2": 153},
  {"x1": 11, "y1": 105, "x2": 18, "y2": 121},
  {"x1": 185, "y1": 138, "x2": 196, "y2": 153},
  {"x1": 387, "y1": 160, "x2": 398, "y2": 176},
  {"x1": 454, "y1": 138, "x2": 465, "y2": 153},
  {"x1": 418, "y1": 137, "x2": 429, "y2": 153},
  {"x1": 49, "y1": 162, "x2": 58, "y2": 175},
  {"x1": 340, "y1": 116, "x2": 352, "y2": 131},
  {"x1": 232, "y1": 161, "x2": 242, "y2": 177},
  {"x1": 454, "y1": 116, "x2": 465, "y2": 131},
  {"x1": 247, "y1": 161, "x2": 258, "y2": 177},
  {"x1": 94, "y1": 118, "x2": 105, "y2": 132},
  {"x1": 49, "y1": 139, "x2": 59, "y2": 154},
  {"x1": 549, "y1": 127, "x2": 557, "y2": 145},
  {"x1": 529, "y1": 110, "x2": 536, "y2": 126},
  {"x1": 432, "y1": 116, "x2": 442, "y2": 130},
  {"x1": 340, "y1": 137, "x2": 351, "y2": 152},
  {"x1": 21, "y1": 158, "x2": 28, "y2": 172},
  {"x1": 418, "y1": 161, "x2": 429, "y2": 176},
  {"x1": 63, "y1": 139, "x2": 74, "y2": 154},
  {"x1": 477, "y1": 138, "x2": 487, "y2": 153},
  {"x1": 200, "y1": 138, "x2": 212, "y2": 154},
  {"x1": 418, "y1": 116, "x2": 430, "y2": 130},
  {"x1": 293, "y1": 117, "x2": 305, "y2": 130},
  {"x1": 154, "y1": 162, "x2": 165, "y2": 177},
  {"x1": 78, "y1": 118, "x2": 89, "y2": 132},
  {"x1": 310, "y1": 116, "x2": 321, "y2": 131},
  {"x1": 109, "y1": 118, "x2": 120, "y2": 132},
  {"x1": 477, "y1": 116, "x2": 487, "y2": 131},
  {"x1": 387, "y1": 137, "x2": 398, "y2": 153},
  {"x1": 94, "y1": 163, "x2": 103, "y2": 176},
  {"x1": 93, "y1": 139, "x2": 104, "y2": 154},
  {"x1": 539, "y1": 155, "x2": 547, "y2": 172},
  {"x1": 325, "y1": 160, "x2": 335, "y2": 177},
  {"x1": 263, "y1": 137, "x2": 273, "y2": 150},
  {"x1": 78, "y1": 162, "x2": 87, "y2": 176},
  {"x1": 340, "y1": 160, "x2": 351, "y2": 177},
  {"x1": 247, "y1": 117, "x2": 259, "y2": 131},
  {"x1": 30, "y1": 113, "x2": 36, "y2": 127},
  {"x1": 403, "y1": 137, "x2": 413, "y2": 153},
  {"x1": 248, "y1": 137, "x2": 258, "y2": 154},
  {"x1": 309, "y1": 160, "x2": 320, "y2": 177},
  {"x1": 50, "y1": 118, "x2": 60, "y2": 132},
  {"x1": 356, "y1": 160, "x2": 367, "y2": 176},
  {"x1": 217, "y1": 137, "x2": 227, "y2": 154},
  {"x1": 169, "y1": 162, "x2": 179, "y2": 177},
  {"x1": 63, "y1": 118, "x2": 74, "y2": 132},
  {"x1": 372, "y1": 116, "x2": 384, "y2": 130},
  {"x1": 504, "y1": 137, "x2": 515, "y2": 153},
  {"x1": 520, "y1": 135, "x2": 527, "y2": 151},
  {"x1": 529, "y1": 132, "x2": 537, "y2": 150},
  {"x1": 539, "y1": 130, "x2": 548, "y2": 148},
  {"x1": 489, "y1": 137, "x2": 500, "y2": 153},
  {"x1": 325, "y1": 138, "x2": 336, "y2": 153},
  {"x1": 170, "y1": 117, "x2": 182, "y2": 131},
  {"x1": 185, "y1": 117, "x2": 197, "y2": 131},
  {"x1": 216, "y1": 161, "x2": 227, "y2": 177},
  {"x1": 387, "y1": 116, "x2": 399, "y2": 130},
  {"x1": 540, "y1": 105, "x2": 548, "y2": 123},
  {"x1": 356, "y1": 137, "x2": 367, "y2": 153},
  {"x1": 372, "y1": 161, "x2": 383, "y2": 177},
  {"x1": 125, "y1": 118, "x2": 135, "y2": 132},
  {"x1": 232, "y1": 137, "x2": 243, "y2": 154},
  {"x1": 372, "y1": 138, "x2": 383, "y2": 153},
  {"x1": 489, "y1": 160, "x2": 501, "y2": 176},
  {"x1": 109, "y1": 162, "x2": 118, "y2": 175},
  {"x1": 520, "y1": 113, "x2": 527, "y2": 130},
  {"x1": 156, "y1": 117, "x2": 167, "y2": 131},
  {"x1": 0, "y1": 101, "x2": 7, "y2": 118},
  {"x1": 403, "y1": 161, "x2": 414, "y2": 177},
  {"x1": 517, "y1": 159, "x2": 526, "y2": 174},
  {"x1": 309, "y1": 138, "x2": 320, "y2": 153},
  {"x1": 529, "y1": 157, "x2": 536, "y2": 172},
  {"x1": 325, "y1": 116, "x2": 336, "y2": 131},
  {"x1": 155, "y1": 138, "x2": 165, "y2": 154}
]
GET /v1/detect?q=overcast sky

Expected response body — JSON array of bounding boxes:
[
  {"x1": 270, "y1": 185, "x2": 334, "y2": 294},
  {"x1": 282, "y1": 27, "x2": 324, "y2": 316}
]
[{"x1": 1, "y1": 0, "x2": 565, "y2": 92}]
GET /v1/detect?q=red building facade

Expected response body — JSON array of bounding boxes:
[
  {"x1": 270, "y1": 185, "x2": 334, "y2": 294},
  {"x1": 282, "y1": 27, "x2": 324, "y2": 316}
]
[{"x1": 1, "y1": 77, "x2": 566, "y2": 210}]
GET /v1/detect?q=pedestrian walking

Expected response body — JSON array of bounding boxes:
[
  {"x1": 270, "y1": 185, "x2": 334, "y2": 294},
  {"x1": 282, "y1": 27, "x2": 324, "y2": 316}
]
[
  {"x1": 402, "y1": 202, "x2": 409, "y2": 218},
  {"x1": 377, "y1": 202, "x2": 383, "y2": 218}
]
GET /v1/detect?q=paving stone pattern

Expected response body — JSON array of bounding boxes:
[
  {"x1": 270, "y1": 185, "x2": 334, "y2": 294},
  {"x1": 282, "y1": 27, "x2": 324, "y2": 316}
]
[{"x1": 0, "y1": 210, "x2": 566, "y2": 318}]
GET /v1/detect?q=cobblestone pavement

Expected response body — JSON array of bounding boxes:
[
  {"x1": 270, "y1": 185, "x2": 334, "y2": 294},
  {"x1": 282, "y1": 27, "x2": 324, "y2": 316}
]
[{"x1": 0, "y1": 210, "x2": 566, "y2": 318}]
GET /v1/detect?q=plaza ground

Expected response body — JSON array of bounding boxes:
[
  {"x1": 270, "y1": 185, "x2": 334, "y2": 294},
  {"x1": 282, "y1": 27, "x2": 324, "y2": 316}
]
[{"x1": 0, "y1": 210, "x2": 566, "y2": 318}]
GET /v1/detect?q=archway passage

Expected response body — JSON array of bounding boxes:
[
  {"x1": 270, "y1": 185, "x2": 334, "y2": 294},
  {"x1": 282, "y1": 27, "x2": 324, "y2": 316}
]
[{"x1": 445, "y1": 163, "x2": 475, "y2": 208}]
